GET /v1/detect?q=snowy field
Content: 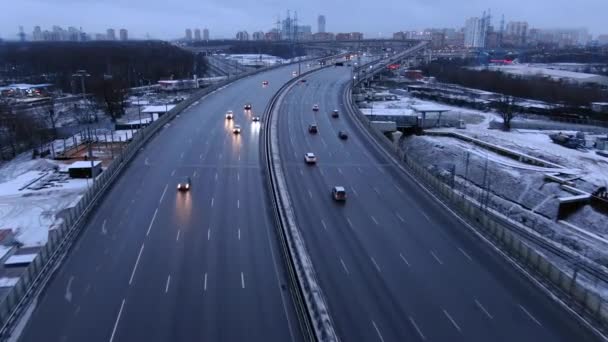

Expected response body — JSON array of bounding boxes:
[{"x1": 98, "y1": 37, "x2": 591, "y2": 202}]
[
  {"x1": 0, "y1": 154, "x2": 89, "y2": 250},
  {"x1": 480, "y1": 64, "x2": 608, "y2": 85},
  {"x1": 226, "y1": 54, "x2": 286, "y2": 67}
]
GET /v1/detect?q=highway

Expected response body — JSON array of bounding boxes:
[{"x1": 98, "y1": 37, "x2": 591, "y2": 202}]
[
  {"x1": 17, "y1": 64, "x2": 311, "y2": 342},
  {"x1": 275, "y1": 66, "x2": 600, "y2": 341}
]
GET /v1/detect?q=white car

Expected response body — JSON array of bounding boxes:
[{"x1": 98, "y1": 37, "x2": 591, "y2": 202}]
[
  {"x1": 332, "y1": 186, "x2": 347, "y2": 201},
  {"x1": 233, "y1": 125, "x2": 241, "y2": 134},
  {"x1": 225, "y1": 110, "x2": 234, "y2": 120},
  {"x1": 312, "y1": 104, "x2": 319, "y2": 112},
  {"x1": 304, "y1": 153, "x2": 317, "y2": 164},
  {"x1": 292, "y1": 71, "x2": 298, "y2": 76}
]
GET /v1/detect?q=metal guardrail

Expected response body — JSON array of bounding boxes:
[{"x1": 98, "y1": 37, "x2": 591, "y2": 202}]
[
  {"x1": 0, "y1": 55, "x2": 327, "y2": 341},
  {"x1": 344, "y1": 76, "x2": 608, "y2": 338},
  {"x1": 262, "y1": 66, "x2": 339, "y2": 342}
]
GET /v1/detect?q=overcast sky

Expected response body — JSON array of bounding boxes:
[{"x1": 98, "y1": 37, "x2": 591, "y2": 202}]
[{"x1": 2, "y1": 0, "x2": 606, "y2": 40}]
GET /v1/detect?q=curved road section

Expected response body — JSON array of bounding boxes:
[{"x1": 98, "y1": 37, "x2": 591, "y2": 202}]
[
  {"x1": 275, "y1": 66, "x2": 600, "y2": 341},
  {"x1": 17, "y1": 64, "x2": 310, "y2": 342}
]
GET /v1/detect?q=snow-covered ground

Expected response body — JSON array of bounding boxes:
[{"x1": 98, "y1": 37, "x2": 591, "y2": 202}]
[
  {"x1": 479, "y1": 64, "x2": 608, "y2": 85},
  {"x1": 0, "y1": 154, "x2": 89, "y2": 248},
  {"x1": 226, "y1": 54, "x2": 286, "y2": 67}
]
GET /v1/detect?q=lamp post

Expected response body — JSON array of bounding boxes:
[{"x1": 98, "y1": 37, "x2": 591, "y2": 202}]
[{"x1": 72, "y1": 70, "x2": 96, "y2": 183}]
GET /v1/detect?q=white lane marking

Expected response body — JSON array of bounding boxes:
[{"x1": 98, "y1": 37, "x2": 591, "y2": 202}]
[
  {"x1": 321, "y1": 219, "x2": 328, "y2": 231},
  {"x1": 319, "y1": 168, "x2": 325, "y2": 176},
  {"x1": 207, "y1": 228, "x2": 211, "y2": 241},
  {"x1": 238, "y1": 154, "x2": 241, "y2": 161},
  {"x1": 395, "y1": 185, "x2": 403, "y2": 193},
  {"x1": 200, "y1": 153, "x2": 203, "y2": 159},
  {"x1": 371, "y1": 320, "x2": 385, "y2": 342},
  {"x1": 237, "y1": 172, "x2": 240, "y2": 182},
  {"x1": 237, "y1": 199, "x2": 240, "y2": 208},
  {"x1": 308, "y1": 190, "x2": 313, "y2": 199},
  {"x1": 165, "y1": 275, "x2": 171, "y2": 293},
  {"x1": 337, "y1": 167, "x2": 343, "y2": 175},
  {"x1": 340, "y1": 258, "x2": 350, "y2": 275},
  {"x1": 371, "y1": 257, "x2": 381, "y2": 272},
  {"x1": 180, "y1": 152, "x2": 184, "y2": 159},
  {"x1": 219, "y1": 153, "x2": 223, "y2": 159},
  {"x1": 215, "y1": 173, "x2": 218, "y2": 181},
  {"x1": 371, "y1": 216, "x2": 379, "y2": 226},
  {"x1": 171, "y1": 169, "x2": 176, "y2": 176},
  {"x1": 176, "y1": 230, "x2": 181, "y2": 242},
  {"x1": 321, "y1": 138, "x2": 327, "y2": 147},
  {"x1": 459, "y1": 248, "x2": 473, "y2": 261},
  {"x1": 519, "y1": 305, "x2": 542, "y2": 326},
  {"x1": 299, "y1": 169, "x2": 304, "y2": 176},
  {"x1": 129, "y1": 243, "x2": 145, "y2": 285},
  {"x1": 65, "y1": 276, "x2": 74, "y2": 303},
  {"x1": 430, "y1": 250, "x2": 443, "y2": 265},
  {"x1": 422, "y1": 212, "x2": 431, "y2": 223},
  {"x1": 109, "y1": 299, "x2": 126, "y2": 342},
  {"x1": 146, "y1": 208, "x2": 158, "y2": 236},
  {"x1": 159, "y1": 184, "x2": 168, "y2": 204},
  {"x1": 193, "y1": 171, "x2": 197, "y2": 177},
  {"x1": 241, "y1": 272, "x2": 245, "y2": 289},
  {"x1": 373, "y1": 187, "x2": 380, "y2": 195},
  {"x1": 395, "y1": 213, "x2": 405, "y2": 223},
  {"x1": 346, "y1": 218, "x2": 354, "y2": 228},
  {"x1": 203, "y1": 273, "x2": 207, "y2": 292},
  {"x1": 238, "y1": 229, "x2": 241, "y2": 240},
  {"x1": 377, "y1": 165, "x2": 385, "y2": 174},
  {"x1": 211, "y1": 197, "x2": 214, "y2": 207},
  {"x1": 358, "y1": 167, "x2": 363, "y2": 174},
  {"x1": 409, "y1": 316, "x2": 426, "y2": 341},
  {"x1": 352, "y1": 186, "x2": 359, "y2": 197},
  {"x1": 400, "y1": 253, "x2": 410, "y2": 267},
  {"x1": 101, "y1": 219, "x2": 107, "y2": 235},
  {"x1": 443, "y1": 309, "x2": 462, "y2": 332},
  {"x1": 475, "y1": 299, "x2": 493, "y2": 319}
]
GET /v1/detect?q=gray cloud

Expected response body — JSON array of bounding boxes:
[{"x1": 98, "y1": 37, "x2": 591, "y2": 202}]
[{"x1": 2, "y1": 0, "x2": 606, "y2": 39}]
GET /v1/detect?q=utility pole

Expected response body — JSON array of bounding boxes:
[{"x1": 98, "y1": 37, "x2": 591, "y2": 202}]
[{"x1": 72, "y1": 70, "x2": 95, "y2": 183}]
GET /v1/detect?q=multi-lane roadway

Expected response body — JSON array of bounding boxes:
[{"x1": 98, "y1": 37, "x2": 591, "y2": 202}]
[
  {"x1": 18, "y1": 65, "x2": 311, "y2": 342},
  {"x1": 275, "y1": 66, "x2": 599, "y2": 342}
]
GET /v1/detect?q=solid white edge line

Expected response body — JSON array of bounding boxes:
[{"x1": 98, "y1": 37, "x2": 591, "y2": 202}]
[
  {"x1": 241, "y1": 272, "x2": 245, "y2": 289},
  {"x1": 203, "y1": 273, "x2": 207, "y2": 292}
]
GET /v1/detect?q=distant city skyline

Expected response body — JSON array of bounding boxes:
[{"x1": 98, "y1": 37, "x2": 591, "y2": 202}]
[{"x1": 1, "y1": 0, "x2": 606, "y2": 40}]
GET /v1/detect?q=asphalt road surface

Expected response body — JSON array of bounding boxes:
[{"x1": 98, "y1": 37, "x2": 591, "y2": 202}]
[
  {"x1": 17, "y1": 64, "x2": 312, "y2": 342},
  {"x1": 276, "y1": 66, "x2": 600, "y2": 342}
]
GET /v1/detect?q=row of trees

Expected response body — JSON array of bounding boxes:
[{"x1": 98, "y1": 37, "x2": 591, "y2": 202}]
[
  {"x1": 421, "y1": 60, "x2": 607, "y2": 108},
  {"x1": 0, "y1": 41, "x2": 207, "y2": 92}
]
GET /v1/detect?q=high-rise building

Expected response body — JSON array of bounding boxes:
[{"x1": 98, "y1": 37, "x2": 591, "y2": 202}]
[
  {"x1": 119, "y1": 28, "x2": 128, "y2": 41},
  {"x1": 185, "y1": 28, "x2": 192, "y2": 41},
  {"x1": 194, "y1": 28, "x2": 201, "y2": 41},
  {"x1": 68, "y1": 27, "x2": 80, "y2": 41},
  {"x1": 265, "y1": 30, "x2": 280, "y2": 41},
  {"x1": 32, "y1": 26, "x2": 42, "y2": 41},
  {"x1": 95, "y1": 33, "x2": 106, "y2": 41},
  {"x1": 464, "y1": 15, "x2": 489, "y2": 48},
  {"x1": 203, "y1": 28, "x2": 209, "y2": 40},
  {"x1": 317, "y1": 15, "x2": 326, "y2": 33},
  {"x1": 504, "y1": 21, "x2": 528, "y2": 46},
  {"x1": 106, "y1": 28, "x2": 116, "y2": 40},
  {"x1": 598, "y1": 35, "x2": 608, "y2": 46},
  {"x1": 252, "y1": 31, "x2": 264, "y2": 40},
  {"x1": 236, "y1": 31, "x2": 249, "y2": 41}
]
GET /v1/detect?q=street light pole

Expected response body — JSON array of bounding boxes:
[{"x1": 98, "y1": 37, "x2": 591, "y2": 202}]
[{"x1": 72, "y1": 70, "x2": 95, "y2": 183}]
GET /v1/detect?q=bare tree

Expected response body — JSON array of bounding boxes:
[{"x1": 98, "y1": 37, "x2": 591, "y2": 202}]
[
  {"x1": 496, "y1": 96, "x2": 517, "y2": 131},
  {"x1": 33, "y1": 99, "x2": 59, "y2": 139},
  {"x1": 92, "y1": 76, "x2": 128, "y2": 122}
]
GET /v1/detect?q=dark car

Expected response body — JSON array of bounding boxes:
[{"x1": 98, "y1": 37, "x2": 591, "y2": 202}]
[
  {"x1": 177, "y1": 178, "x2": 191, "y2": 191},
  {"x1": 338, "y1": 131, "x2": 348, "y2": 140},
  {"x1": 308, "y1": 124, "x2": 318, "y2": 134},
  {"x1": 244, "y1": 103, "x2": 252, "y2": 110},
  {"x1": 331, "y1": 110, "x2": 339, "y2": 118}
]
